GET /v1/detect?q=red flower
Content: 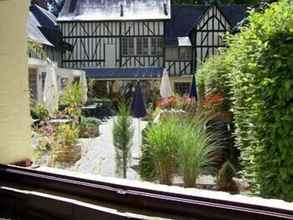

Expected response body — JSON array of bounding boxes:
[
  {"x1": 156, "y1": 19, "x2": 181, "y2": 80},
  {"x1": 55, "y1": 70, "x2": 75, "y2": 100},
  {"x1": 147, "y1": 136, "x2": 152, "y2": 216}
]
[{"x1": 203, "y1": 91, "x2": 224, "y2": 109}]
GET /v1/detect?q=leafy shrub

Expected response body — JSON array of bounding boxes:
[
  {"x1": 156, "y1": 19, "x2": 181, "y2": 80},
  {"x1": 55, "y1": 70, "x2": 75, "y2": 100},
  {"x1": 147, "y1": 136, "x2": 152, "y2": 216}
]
[
  {"x1": 60, "y1": 83, "x2": 84, "y2": 118},
  {"x1": 227, "y1": 0, "x2": 293, "y2": 200},
  {"x1": 217, "y1": 161, "x2": 239, "y2": 193},
  {"x1": 196, "y1": 53, "x2": 232, "y2": 112},
  {"x1": 32, "y1": 103, "x2": 49, "y2": 121},
  {"x1": 198, "y1": 0, "x2": 293, "y2": 200},
  {"x1": 112, "y1": 103, "x2": 133, "y2": 178},
  {"x1": 60, "y1": 83, "x2": 84, "y2": 107}
]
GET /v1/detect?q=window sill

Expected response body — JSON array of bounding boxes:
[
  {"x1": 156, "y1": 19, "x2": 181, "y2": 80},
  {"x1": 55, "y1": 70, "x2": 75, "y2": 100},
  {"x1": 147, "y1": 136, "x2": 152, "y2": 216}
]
[{"x1": 0, "y1": 164, "x2": 292, "y2": 219}]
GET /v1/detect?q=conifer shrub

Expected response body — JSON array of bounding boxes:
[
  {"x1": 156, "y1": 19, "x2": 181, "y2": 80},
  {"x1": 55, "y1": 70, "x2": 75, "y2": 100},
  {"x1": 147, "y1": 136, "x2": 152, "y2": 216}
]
[{"x1": 112, "y1": 103, "x2": 133, "y2": 178}]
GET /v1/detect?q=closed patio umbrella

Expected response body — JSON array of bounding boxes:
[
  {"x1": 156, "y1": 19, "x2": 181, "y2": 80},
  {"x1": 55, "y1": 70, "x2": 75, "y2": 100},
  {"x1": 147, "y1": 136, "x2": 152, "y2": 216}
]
[
  {"x1": 189, "y1": 74, "x2": 198, "y2": 100},
  {"x1": 43, "y1": 63, "x2": 59, "y2": 117},
  {"x1": 160, "y1": 69, "x2": 173, "y2": 98},
  {"x1": 132, "y1": 82, "x2": 147, "y2": 118},
  {"x1": 131, "y1": 82, "x2": 147, "y2": 149}
]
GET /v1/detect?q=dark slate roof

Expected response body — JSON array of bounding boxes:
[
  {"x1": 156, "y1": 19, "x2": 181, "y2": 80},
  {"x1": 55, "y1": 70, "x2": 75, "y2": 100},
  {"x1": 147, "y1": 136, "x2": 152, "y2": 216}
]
[
  {"x1": 27, "y1": 11, "x2": 53, "y2": 46},
  {"x1": 31, "y1": 4, "x2": 58, "y2": 30},
  {"x1": 30, "y1": 4, "x2": 69, "y2": 50},
  {"x1": 165, "y1": 4, "x2": 208, "y2": 46},
  {"x1": 84, "y1": 67, "x2": 163, "y2": 79},
  {"x1": 165, "y1": 4, "x2": 247, "y2": 46},
  {"x1": 220, "y1": 5, "x2": 248, "y2": 27},
  {"x1": 58, "y1": 0, "x2": 171, "y2": 21}
]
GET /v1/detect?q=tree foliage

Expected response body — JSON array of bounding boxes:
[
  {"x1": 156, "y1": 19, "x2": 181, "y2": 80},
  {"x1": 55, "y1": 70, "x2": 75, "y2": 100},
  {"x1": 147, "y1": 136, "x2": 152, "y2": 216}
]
[{"x1": 198, "y1": 0, "x2": 293, "y2": 201}]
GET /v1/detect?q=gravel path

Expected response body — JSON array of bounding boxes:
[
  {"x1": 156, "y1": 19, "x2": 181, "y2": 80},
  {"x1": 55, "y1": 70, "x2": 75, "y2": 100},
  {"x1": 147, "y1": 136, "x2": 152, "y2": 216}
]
[{"x1": 70, "y1": 117, "x2": 147, "y2": 180}]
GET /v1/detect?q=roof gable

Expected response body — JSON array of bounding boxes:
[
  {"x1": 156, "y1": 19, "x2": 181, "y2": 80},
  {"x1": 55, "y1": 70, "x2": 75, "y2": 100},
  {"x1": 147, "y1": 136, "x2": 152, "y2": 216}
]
[
  {"x1": 165, "y1": 5, "x2": 207, "y2": 46},
  {"x1": 165, "y1": 4, "x2": 247, "y2": 46},
  {"x1": 58, "y1": 0, "x2": 171, "y2": 21},
  {"x1": 219, "y1": 5, "x2": 248, "y2": 27},
  {"x1": 29, "y1": 4, "x2": 63, "y2": 48},
  {"x1": 27, "y1": 11, "x2": 53, "y2": 46},
  {"x1": 31, "y1": 5, "x2": 58, "y2": 30}
]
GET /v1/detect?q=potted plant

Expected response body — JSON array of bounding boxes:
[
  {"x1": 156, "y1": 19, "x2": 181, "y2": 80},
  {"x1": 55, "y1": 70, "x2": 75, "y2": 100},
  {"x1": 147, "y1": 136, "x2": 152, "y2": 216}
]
[{"x1": 51, "y1": 124, "x2": 81, "y2": 165}]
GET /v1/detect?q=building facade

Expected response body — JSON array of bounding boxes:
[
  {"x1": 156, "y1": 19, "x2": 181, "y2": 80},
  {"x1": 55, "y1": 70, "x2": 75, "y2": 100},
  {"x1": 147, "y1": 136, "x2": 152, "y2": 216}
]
[
  {"x1": 57, "y1": 0, "x2": 246, "y2": 95},
  {"x1": 27, "y1": 3, "x2": 86, "y2": 105}
]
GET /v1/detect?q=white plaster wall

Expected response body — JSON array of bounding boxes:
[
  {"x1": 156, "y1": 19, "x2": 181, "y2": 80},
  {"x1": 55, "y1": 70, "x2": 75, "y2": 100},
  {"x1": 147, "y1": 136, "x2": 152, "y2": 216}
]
[{"x1": 0, "y1": 0, "x2": 32, "y2": 164}]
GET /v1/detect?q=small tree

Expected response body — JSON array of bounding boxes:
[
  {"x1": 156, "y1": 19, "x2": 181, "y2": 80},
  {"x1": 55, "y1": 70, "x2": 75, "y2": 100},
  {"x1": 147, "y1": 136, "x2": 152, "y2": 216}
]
[{"x1": 112, "y1": 103, "x2": 133, "y2": 178}]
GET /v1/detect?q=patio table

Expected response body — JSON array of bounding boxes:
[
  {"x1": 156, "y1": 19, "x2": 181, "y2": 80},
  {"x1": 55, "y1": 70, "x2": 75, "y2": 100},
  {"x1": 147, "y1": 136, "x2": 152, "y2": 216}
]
[{"x1": 82, "y1": 103, "x2": 98, "y2": 117}]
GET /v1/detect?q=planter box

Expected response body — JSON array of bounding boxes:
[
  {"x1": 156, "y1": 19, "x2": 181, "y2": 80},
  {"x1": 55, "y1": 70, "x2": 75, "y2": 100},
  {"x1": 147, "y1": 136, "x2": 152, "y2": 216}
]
[
  {"x1": 79, "y1": 126, "x2": 99, "y2": 138},
  {"x1": 52, "y1": 143, "x2": 81, "y2": 164}
]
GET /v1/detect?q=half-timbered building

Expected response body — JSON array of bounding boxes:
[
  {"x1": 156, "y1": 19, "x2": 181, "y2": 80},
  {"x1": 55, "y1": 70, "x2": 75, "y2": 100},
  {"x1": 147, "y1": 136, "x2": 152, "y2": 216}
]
[
  {"x1": 27, "y1": 3, "x2": 87, "y2": 104},
  {"x1": 57, "y1": 0, "x2": 247, "y2": 95}
]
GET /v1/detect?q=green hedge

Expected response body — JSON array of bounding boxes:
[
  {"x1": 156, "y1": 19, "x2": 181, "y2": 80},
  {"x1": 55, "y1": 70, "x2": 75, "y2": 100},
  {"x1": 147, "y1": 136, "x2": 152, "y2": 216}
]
[{"x1": 198, "y1": 0, "x2": 293, "y2": 200}]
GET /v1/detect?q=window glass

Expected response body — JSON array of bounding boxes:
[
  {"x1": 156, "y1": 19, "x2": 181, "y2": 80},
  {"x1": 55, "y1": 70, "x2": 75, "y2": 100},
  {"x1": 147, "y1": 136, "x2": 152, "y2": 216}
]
[
  {"x1": 142, "y1": 37, "x2": 149, "y2": 55},
  {"x1": 137, "y1": 38, "x2": 143, "y2": 56},
  {"x1": 121, "y1": 38, "x2": 135, "y2": 56},
  {"x1": 137, "y1": 37, "x2": 149, "y2": 56},
  {"x1": 151, "y1": 38, "x2": 163, "y2": 56},
  {"x1": 128, "y1": 38, "x2": 135, "y2": 56},
  {"x1": 121, "y1": 38, "x2": 128, "y2": 56}
]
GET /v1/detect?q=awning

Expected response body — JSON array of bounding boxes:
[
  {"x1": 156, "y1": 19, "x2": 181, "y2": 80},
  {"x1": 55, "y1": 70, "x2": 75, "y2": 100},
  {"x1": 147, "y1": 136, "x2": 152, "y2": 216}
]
[
  {"x1": 177, "y1": 37, "x2": 192, "y2": 47},
  {"x1": 84, "y1": 67, "x2": 163, "y2": 80}
]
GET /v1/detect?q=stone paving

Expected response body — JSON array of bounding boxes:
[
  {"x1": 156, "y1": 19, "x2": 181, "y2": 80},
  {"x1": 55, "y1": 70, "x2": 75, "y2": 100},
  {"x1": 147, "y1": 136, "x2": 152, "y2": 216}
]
[{"x1": 70, "y1": 117, "x2": 147, "y2": 180}]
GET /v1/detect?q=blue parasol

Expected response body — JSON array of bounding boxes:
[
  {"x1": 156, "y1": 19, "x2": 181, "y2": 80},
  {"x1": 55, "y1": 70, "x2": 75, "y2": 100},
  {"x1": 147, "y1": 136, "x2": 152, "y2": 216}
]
[
  {"x1": 131, "y1": 82, "x2": 147, "y2": 118},
  {"x1": 189, "y1": 74, "x2": 198, "y2": 100},
  {"x1": 131, "y1": 82, "x2": 147, "y2": 149}
]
